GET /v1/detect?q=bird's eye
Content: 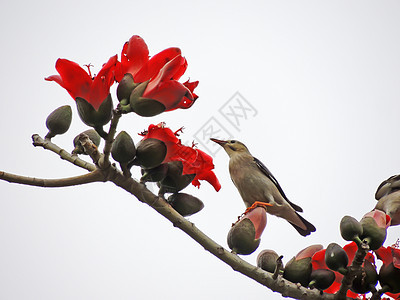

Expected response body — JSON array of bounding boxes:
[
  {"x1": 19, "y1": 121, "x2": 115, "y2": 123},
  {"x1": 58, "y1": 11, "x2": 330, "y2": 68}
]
[{"x1": 230, "y1": 140, "x2": 236, "y2": 144}]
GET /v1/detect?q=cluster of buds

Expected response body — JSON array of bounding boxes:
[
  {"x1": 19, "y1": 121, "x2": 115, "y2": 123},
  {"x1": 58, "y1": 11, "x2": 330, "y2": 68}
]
[{"x1": 256, "y1": 210, "x2": 400, "y2": 298}]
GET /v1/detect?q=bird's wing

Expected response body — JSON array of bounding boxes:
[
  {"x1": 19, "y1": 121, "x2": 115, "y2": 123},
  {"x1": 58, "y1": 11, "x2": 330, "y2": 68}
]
[{"x1": 253, "y1": 157, "x2": 303, "y2": 212}]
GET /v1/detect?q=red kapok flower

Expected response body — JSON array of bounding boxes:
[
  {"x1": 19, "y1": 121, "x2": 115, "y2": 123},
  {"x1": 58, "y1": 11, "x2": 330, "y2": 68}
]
[
  {"x1": 311, "y1": 242, "x2": 375, "y2": 297},
  {"x1": 45, "y1": 55, "x2": 118, "y2": 110},
  {"x1": 116, "y1": 35, "x2": 198, "y2": 112},
  {"x1": 139, "y1": 123, "x2": 220, "y2": 191}
]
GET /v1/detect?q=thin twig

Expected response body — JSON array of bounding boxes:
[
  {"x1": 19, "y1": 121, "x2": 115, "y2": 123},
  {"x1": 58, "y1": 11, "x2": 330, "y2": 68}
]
[
  {"x1": 101, "y1": 109, "x2": 122, "y2": 168},
  {"x1": 0, "y1": 169, "x2": 105, "y2": 187},
  {"x1": 32, "y1": 134, "x2": 96, "y2": 171}
]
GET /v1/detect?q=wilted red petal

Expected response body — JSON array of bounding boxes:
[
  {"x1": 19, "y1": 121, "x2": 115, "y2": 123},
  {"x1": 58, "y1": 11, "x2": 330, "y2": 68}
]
[
  {"x1": 296, "y1": 245, "x2": 324, "y2": 260},
  {"x1": 134, "y1": 47, "x2": 182, "y2": 82},
  {"x1": 243, "y1": 207, "x2": 267, "y2": 239},
  {"x1": 362, "y1": 210, "x2": 391, "y2": 229}
]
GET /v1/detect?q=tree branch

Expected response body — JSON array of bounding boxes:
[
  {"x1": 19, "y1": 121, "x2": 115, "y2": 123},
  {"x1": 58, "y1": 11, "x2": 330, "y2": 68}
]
[
  {"x1": 32, "y1": 134, "x2": 96, "y2": 172},
  {"x1": 0, "y1": 169, "x2": 105, "y2": 188},
  {"x1": 106, "y1": 165, "x2": 340, "y2": 300},
  {"x1": 25, "y1": 135, "x2": 352, "y2": 300},
  {"x1": 101, "y1": 109, "x2": 122, "y2": 168}
]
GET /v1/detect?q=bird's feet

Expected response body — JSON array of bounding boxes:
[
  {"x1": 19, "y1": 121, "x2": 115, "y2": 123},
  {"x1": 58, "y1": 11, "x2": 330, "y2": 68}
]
[{"x1": 243, "y1": 201, "x2": 272, "y2": 215}]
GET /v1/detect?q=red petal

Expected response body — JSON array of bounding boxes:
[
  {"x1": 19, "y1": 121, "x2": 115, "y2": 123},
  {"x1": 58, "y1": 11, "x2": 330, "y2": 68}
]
[
  {"x1": 134, "y1": 47, "x2": 182, "y2": 82},
  {"x1": 144, "y1": 80, "x2": 191, "y2": 111},
  {"x1": 171, "y1": 56, "x2": 188, "y2": 80},
  {"x1": 124, "y1": 35, "x2": 149, "y2": 75},
  {"x1": 311, "y1": 249, "x2": 327, "y2": 270},
  {"x1": 192, "y1": 170, "x2": 221, "y2": 191},
  {"x1": 343, "y1": 242, "x2": 358, "y2": 264},
  {"x1": 50, "y1": 58, "x2": 92, "y2": 100},
  {"x1": 144, "y1": 55, "x2": 186, "y2": 94},
  {"x1": 89, "y1": 55, "x2": 118, "y2": 110}
]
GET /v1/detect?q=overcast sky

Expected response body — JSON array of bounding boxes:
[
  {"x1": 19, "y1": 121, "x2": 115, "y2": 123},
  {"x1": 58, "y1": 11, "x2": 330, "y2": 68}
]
[{"x1": 0, "y1": 1, "x2": 400, "y2": 299}]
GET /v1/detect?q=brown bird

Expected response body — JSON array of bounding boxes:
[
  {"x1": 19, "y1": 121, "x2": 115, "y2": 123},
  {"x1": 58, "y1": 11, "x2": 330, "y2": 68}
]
[
  {"x1": 211, "y1": 138, "x2": 316, "y2": 236},
  {"x1": 375, "y1": 175, "x2": 400, "y2": 226}
]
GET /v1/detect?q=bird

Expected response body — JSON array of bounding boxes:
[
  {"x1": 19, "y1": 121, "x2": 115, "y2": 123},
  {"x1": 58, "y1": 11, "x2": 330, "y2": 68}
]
[
  {"x1": 374, "y1": 175, "x2": 400, "y2": 226},
  {"x1": 211, "y1": 138, "x2": 316, "y2": 236}
]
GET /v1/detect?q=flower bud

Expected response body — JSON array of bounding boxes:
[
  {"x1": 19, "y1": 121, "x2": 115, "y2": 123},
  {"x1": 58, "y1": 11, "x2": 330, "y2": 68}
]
[
  {"x1": 309, "y1": 269, "x2": 335, "y2": 290},
  {"x1": 283, "y1": 256, "x2": 313, "y2": 287},
  {"x1": 227, "y1": 218, "x2": 260, "y2": 255},
  {"x1": 134, "y1": 138, "x2": 167, "y2": 169},
  {"x1": 117, "y1": 73, "x2": 137, "y2": 102},
  {"x1": 140, "y1": 164, "x2": 168, "y2": 183},
  {"x1": 158, "y1": 161, "x2": 195, "y2": 194},
  {"x1": 350, "y1": 260, "x2": 378, "y2": 294},
  {"x1": 360, "y1": 210, "x2": 389, "y2": 250},
  {"x1": 325, "y1": 243, "x2": 348, "y2": 273},
  {"x1": 76, "y1": 94, "x2": 113, "y2": 127},
  {"x1": 72, "y1": 129, "x2": 101, "y2": 155},
  {"x1": 257, "y1": 250, "x2": 281, "y2": 273},
  {"x1": 45, "y1": 105, "x2": 72, "y2": 139},
  {"x1": 128, "y1": 81, "x2": 166, "y2": 117},
  {"x1": 340, "y1": 215, "x2": 363, "y2": 243},
  {"x1": 111, "y1": 131, "x2": 136, "y2": 163},
  {"x1": 168, "y1": 193, "x2": 204, "y2": 217}
]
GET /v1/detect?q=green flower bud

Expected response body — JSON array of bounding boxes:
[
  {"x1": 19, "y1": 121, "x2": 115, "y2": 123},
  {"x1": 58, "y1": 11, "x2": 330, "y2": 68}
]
[
  {"x1": 227, "y1": 218, "x2": 260, "y2": 255},
  {"x1": 158, "y1": 161, "x2": 195, "y2": 195},
  {"x1": 257, "y1": 250, "x2": 281, "y2": 273},
  {"x1": 140, "y1": 164, "x2": 169, "y2": 183},
  {"x1": 340, "y1": 215, "x2": 363, "y2": 243},
  {"x1": 117, "y1": 73, "x2": 137, "y2": 102},
  {"x1": 283, "y1": 257, "x2": 312, "y2": 287},
  {"x1": 379, "y1": 263, "x2": 400, "y2": 293},
  {"x1": 168, "y1": 193, "x2": 204, "y2": 217},
  {"x1": 350, "y1": 260, "x2": 378, "y2": 294},
  {"x1": 128, "y1": 81, "x2": 166, "y2": 117},
  {"x1": 131, "y1": 97, "x2": 166, "y2": 117},
  {"x1": 76, "y1": 94, "x2": 113, "y2": 128},
  {"x1": 360, "y1": 217, "x2": 387, "y2": 250},
  {"x1": 72, "y1": 129, "x2": 101, "y2": 155},
  {"x1": 111, "y1": 131, "x2": 136, "y2": 163},
  {"x1": 45, "y1": 105, "x2": 72, "y2": 139},
  {"x1": 325, "y1": 243, "x2": 348, "y2": 273},
  {"x1": 134, "y1": 138, "x2": 167, "y2": 169},
  {"x1": 309, "y1": 269, "x2": 335, "y2": 290}
]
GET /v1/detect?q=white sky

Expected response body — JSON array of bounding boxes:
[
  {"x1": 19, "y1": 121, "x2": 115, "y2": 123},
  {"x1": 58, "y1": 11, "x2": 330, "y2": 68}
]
[{"x1": 0, "y1": 1, "x2": 399, "y2": 299}]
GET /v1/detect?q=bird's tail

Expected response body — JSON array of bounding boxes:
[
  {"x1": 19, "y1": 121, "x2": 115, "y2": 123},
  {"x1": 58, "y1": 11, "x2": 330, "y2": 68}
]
[{"x1": 290, "y1": 213, "x2": 316, "y2": 236}]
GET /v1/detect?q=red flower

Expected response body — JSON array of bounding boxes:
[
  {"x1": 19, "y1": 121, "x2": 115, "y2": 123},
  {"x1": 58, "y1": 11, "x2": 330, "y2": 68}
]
[
  {"x1": 311, "y1": 242, "x2": 375, "y2": 297},
  {"x1": 116, "y1": 35, "x2": 198, "y2": 111},
  {"x1": 46, "y1": 55, "x2": 117, "y2": 110},
  {"x1": 139, "y1": 123, "x2": 221, "y2": 191},
  {"x1": 375, "y1": 245, "x2": 400, "y2": 268}
]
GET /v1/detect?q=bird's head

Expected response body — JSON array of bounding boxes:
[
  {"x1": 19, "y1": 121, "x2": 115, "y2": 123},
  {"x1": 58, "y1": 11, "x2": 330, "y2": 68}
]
[{"x1": 210, "y1": 138, "x2": 250, "y2": 157}]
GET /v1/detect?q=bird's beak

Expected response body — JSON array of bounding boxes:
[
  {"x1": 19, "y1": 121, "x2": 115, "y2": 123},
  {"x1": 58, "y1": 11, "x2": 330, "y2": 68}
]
[{"x1": 210, "y1": 138, "x2": 227, "y2": 146}]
